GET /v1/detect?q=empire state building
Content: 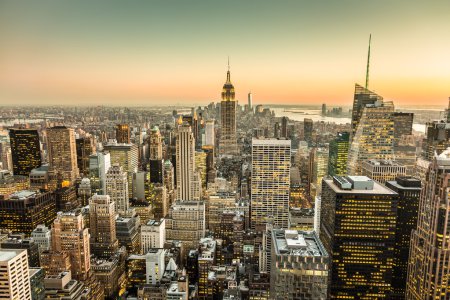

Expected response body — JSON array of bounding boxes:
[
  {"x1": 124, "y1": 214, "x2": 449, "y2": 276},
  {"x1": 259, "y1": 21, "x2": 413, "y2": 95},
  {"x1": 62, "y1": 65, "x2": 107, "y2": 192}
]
[{"x1": 219, "y1": 63, "x2": 238, "y2": 156}]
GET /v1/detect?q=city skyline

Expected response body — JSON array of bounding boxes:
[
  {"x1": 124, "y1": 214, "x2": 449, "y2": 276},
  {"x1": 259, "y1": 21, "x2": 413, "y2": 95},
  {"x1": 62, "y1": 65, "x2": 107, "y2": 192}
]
[{"x1": 1, "y1": 0, "x2": 449, "y2": 107}]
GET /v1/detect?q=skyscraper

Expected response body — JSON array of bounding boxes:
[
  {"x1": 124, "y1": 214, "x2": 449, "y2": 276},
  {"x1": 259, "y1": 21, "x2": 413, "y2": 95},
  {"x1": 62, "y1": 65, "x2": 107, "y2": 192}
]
[
  {"x1": 308, "y1": 146, "x2": 329, "y2": 198},
  {"x1": 0, "y1": 249, "x2": 31, "y2": 299},
  {"x1": 47, "y1": 126, "x2": 79, "y2": 185},
  {"x1": 89, "y1": 152, "x2": 111, "y2": 195},
  {"x1": 149, "y1": 126, "x2": 163, "y2": 184},
  {"x1": 392, "y1": 112, "x2": 414, "y2": 145},
  {"x1": 361, "y1": 159, "x2": 407, "y2": 184},
  {"x1": 89, "y1": 194, "x2": 119, "y2": 258},
  {"x1": 76, "y1": 136, "x2": 95, "y2": 176},
  {"x1": 251, "y1": 138, "x2": 290, "y2": 229},
  {"x1": 281, "y1": 117, "x2": 288, "y2": 138},
  {"x1": 422, "y1": 120, "x2": 450, "y2": 161},
  {"x1": 116, "y1": 124, "x2": 131, "y2": 144},
  {"x1": 103, "y1": 140, "x2": 138, "y2": 195},
  {"x1": 406, "y1": 149, "x2": 450, "y2": 299},
  {"x1": 51, "y1": 211, "x2": 91, "y2": 281},
  {"x1": 9, "y1": 128, "x2": 41, "y2": 177},
  {"x1": 204, "y1": 120, "x2": 215, "y2": 147},
  {"x1": 0, "y1": 190, "x2": 56, "y2": 235},
  {"x1": 304, "y1": 118, "x2": 313, "y2": 145},
  {"x1": 219, "y1": 63, "x2": 238, "y2": 156},
  {"x1": 270, "y1": 230, "x2": 329, "y2": 299},
  {"x1": 176, "y1": 124, "x2": 196, "y2": 201},
  {"x1": 321, "y1": 176, "x2": 398, "y2": 298},
  {"x1": 350, "y1": 84, "x2": 383, "y2": 139},
  {"x1": 248, "y1": 92, "x2": 252, "y2": 110},
  {"x1": 385, "y1": 177, "x2": 421, "y2": 299},
  {"x1": 328, "y1": 132, "x2": 349, "y2": 176},
  {"x1": 106, "y1": 164, "x2": 129, "y2": 216},
  {"x1": 347, "y1": 95, "x2": 395, "y2": 175}
]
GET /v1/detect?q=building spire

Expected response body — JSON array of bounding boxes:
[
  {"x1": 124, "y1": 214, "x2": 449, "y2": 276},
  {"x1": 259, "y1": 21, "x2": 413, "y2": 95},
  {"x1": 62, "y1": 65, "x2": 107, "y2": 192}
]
[
  {"x1": 365, "y1": 34, "x2": 371, "y2": 89},
  {"x1": 226, "y1": 56, "x2": 231, "y2": 82}
]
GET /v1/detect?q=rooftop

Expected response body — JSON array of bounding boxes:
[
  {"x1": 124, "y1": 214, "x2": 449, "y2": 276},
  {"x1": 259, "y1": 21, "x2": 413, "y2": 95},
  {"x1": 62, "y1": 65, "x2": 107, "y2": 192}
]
[
  {"x1": 327, "y1": 176, "x2": 397, "y2": 195},
  {"x1": 272, "y1": 230, "x2": 327, "y2": 258}
]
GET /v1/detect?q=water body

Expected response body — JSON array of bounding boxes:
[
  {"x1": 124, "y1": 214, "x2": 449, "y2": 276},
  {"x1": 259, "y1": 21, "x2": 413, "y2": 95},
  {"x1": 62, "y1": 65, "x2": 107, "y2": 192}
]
[{"x1": 269, "y1": 106, "x2": 428, "y2": 133}]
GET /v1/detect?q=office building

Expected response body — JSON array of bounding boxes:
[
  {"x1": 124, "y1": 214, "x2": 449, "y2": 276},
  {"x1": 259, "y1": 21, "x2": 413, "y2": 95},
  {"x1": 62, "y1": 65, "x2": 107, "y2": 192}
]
[
  {"x1": 205, "y1": 120, "x2": 215, "y2": 147},
  {"x1": 304, "y1": 118, "x2": 313, "y2": 145},
  {"x1": 29, "y1": 267, "x2": 45, "y2": 300},
  {"x1": 270, "y1": 230, "x2": 329, "y2": 299},
  {"x1": 9, "y1": 128, "x2": 41, "y2": 176},
  {"x1": 31, "y1": 224, "x2": 52, "y2": 253},
  {"x1": 385, "y1": 177, "x2": 421, "y2": 299},
  {"x1": 106, "y1": 164, "x2": 129, "y2": 216},
  {"x1": 115, "y1": 124, "x2": 131, "y2": 144},
  {"x1": 0, "y1": 190, "x2": 56, "y2": 235},
  {"x1": 51, "y1": 211, "x2": 91, "y2": 281},
  {"x1": 141, "y1": 219, "x2": 166, "y2": 254},
  {"x1": 166, "y1": 200, "x2": 205, "y2": 250},
  {"x1": 47, "y1": 126, "x2": 79, "y2": 186},
  {"x1": 361, "y1": 159, "x2": 407, "y2": 184},
  {"x1": 1, "y1": 237, "x2": 40, "y2": 267},
  {"x1": 422, "y1": 120, "x2": 450, "y2": 161},
  {"x1": 76, "y1": 136, "x2": 95, "y2": 176},
  {"x1": 251, "y1": 138, "x2": 290, "y2": 229},
  {"x1": 103, "y1": 140, "x2": 138, "y2": 195},
  {"x1": 308, "y1": 146, "x2": 329, "y2": 198},
  {"x1": 116, "y1": 213, "x2": 141, "y2": 254},
  {"x1": 78, "y1": 177, "x2": 91, "y2": 206},
  {"x1": 219, "y1": 64, "x2": 238, "y2": 156},
  {"x1": 321, "y1": 176, "x2": 398, "y2": 298},
  {"x1": 392, "y1": 112, "x2": 414, "y2": 145},
  {"x1": 0, "y1": 249, "x2": 31, "y2": 299},
  {"x1": 406, "y1": 149, "x2": 450, "y2": 299},
  {"x1": 347, "y1": 95, "x2": 395, "y2": 175},
  {"x1": 176, "y1": 124, "x2": 196, "y2": 201},
  {"x1": 89, "y1": 152, "x2": 110, "y2": 195},
  {"x1": 89, "y1": 194, "x2": 119, "y2": 258},
  {"x1": 350, "y1": 83, "x2": 383, "y2": 139},
  {"x1": 149, "y1": 126, "x2": 164, "y2": 184},
  {"x1": 328, "y1": 132, "x2": 350, "y2": 176}
]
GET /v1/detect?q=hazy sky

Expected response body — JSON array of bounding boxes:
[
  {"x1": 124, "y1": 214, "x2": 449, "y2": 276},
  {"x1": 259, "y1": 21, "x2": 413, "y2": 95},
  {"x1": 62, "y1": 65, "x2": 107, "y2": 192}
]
[{"x1": 0, "y1": 0, "x2": 449, "y2": 107}]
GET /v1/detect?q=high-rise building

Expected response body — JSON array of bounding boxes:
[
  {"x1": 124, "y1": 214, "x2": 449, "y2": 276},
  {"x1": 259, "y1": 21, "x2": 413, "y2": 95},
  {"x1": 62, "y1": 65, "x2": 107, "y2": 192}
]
[
  {"x1": 9, "y1": 128, "x2": 42, "y2": 177},
  {"x1": 166, "y1": 200, "x2": 205, "y2": 250},
  {"x1": 176, "y1": 124, "x2": 196, "y2": 201},
  {"x1": 320, "y1": 176, "x2": 398, "y2": 298},
  {"x1": 385, "y1": 177, "x2": 421, "y2": 299},
  {"x1": 76, "y1": 136, "x2": 95, "y2": 176},
  {"x1": 248, "y1": 92, "x2": 253, "y2": 110},
  {"x1": 197, "y1": 237, "x2": 216, "y2": 299},
  {"x1": 308, "y1": 146, "x2": 329, "y2": 198},
  {"x1": 361, "y1": 159, "x2": 407, "y2": 184},
  {"x1": 0, "y1": 190, "x2": 56, "y2": 235},
  {"x1": 116, "y1": 213, "x2": 141, "y2": 254},
  {"x1": 141, "y1": 219, "x2": 166, "y2": 254},
  {"x1": 205, "y1": 120, "x2": 215, "y2": 147},
  {"x1": 281, "y1": 117, "x2": 288, "y2": 138},
  {"x1": 322, "y1": 103, "x2": 327, "y2": 115},
  {"x1": 270, "y1": 230, "x2": 329, "y2": 299},
  {"x1": 115, "y1": 124, "x2": 131, "y2": 144},
  {"x1": 392, "y1": 112, "x2": 414, "y2": 145},
  {"x1": 31, "y1": 224, "x2": 52, "y2": 252},
  {"x1": 350, "y1": 83, "x2": 383, "y2": 139},
  {"x1": 51, "y1": 211, "x2": 91, "y2": 281},
  {"x1": 347, "y1": 94, "x2": 395, "y2": 175},
  {"x1": 1, "y1": 237, "x2": 40, "y2": 268},
  {"x1": 89, "y1": 152, "x2": 111, "y2": 195},
  {"x1": 149, "y1": 126, "x2": 164, "y2": 184},
  {"x1": 47, "y1": 126, "x2": 79, "y2": 186},
  {"x1": 0, "y1": 249, "x2": 31, "y2": 299},
  {"x1": 78, "y1": 177, "x2": 92, "y2": 206},
  {"x1": 106, "y1": 164, "x2": 129, "y2": 216},
  {"x1": 304, "y1": 118, "x2": 313, "y2": 145},
  {"x1": 328, "y1": 132, "x2": 349, "y2": 177},
  {"x1": 251, "y1": 138, "x2": 290, "y2": 229},
  {"x1": 219, "y1": 64, "x2": 238, "y2": 156},
  {"x1": 406, "y1": 149, "x2": 450, "y2": 299},
  {"x1": 103, "y1": 140, "x2": 138, "y2": 195},
  {"x1": 89, "y1": 194, "x2": 119, "y2": 258},
  {"x1": 422, "y1": 120, "x2": 450, "y2": 161}
]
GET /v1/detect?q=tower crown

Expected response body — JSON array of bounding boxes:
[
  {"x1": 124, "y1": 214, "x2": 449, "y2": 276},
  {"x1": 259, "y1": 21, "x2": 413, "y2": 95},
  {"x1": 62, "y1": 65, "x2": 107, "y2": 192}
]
[{"x1": 221, "y1": 59, "x2": 235, "y2": 101}]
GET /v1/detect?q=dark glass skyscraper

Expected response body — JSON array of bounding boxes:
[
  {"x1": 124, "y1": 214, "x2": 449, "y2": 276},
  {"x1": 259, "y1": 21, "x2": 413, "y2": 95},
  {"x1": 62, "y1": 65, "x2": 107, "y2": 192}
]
[
  {"x1": 321, "y1": 176, "x2": 398, "y2": 299},
  {"x1": 385, "y1": 176, "x2": 421, "y2": 299},
  {"x1": 328, "y1": 132, "x2": 349, "y2": 176},
  {"x1": 116, "y1": 124, "x2": 131, "y2": 144},
  {"x1": 9, "y1": 128, "x2": 41, "y2": 176}
]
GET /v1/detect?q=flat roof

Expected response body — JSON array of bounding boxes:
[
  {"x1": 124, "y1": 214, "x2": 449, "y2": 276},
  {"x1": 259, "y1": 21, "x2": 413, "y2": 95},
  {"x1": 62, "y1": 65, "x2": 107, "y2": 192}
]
[
  {"x1": 273, "y1": 230, "x2": 327, "y2": 257},
  {"x1": 0, "y1": 249, "x2": 24, "y2": 262},
  {"x1": 252, "y1": 138, "x2": 291, "y2": 146},
  {"x1": 324, "y1": 178, "x2": 397, "y2": 195}
]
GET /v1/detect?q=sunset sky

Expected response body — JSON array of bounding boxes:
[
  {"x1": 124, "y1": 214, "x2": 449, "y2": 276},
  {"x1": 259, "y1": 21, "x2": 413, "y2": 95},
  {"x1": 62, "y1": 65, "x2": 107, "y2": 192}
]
[{"x1": 0, "y1": 0, "x2": 449, "y2": 107}]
